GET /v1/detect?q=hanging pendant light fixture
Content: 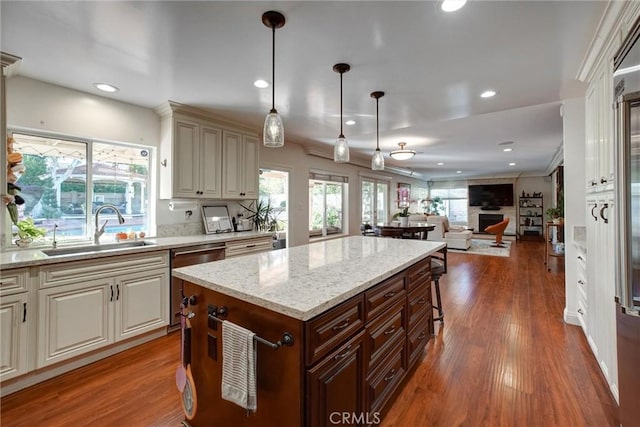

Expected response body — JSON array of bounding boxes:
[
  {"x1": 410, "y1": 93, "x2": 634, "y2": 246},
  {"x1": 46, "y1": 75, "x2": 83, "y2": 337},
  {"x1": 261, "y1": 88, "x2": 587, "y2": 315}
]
[
  {"x1": 262, "y1": 11, "x2": 286, "y2": 148},
  {"x1": 371, "y1": 91, "x2": 385, "y2": 171},
  {"x1": 333, "y1": 63, "x2": 351, "y2": 163},
  {"x1": 390, "y1": 142, "x2": 416, "y2": 160}
]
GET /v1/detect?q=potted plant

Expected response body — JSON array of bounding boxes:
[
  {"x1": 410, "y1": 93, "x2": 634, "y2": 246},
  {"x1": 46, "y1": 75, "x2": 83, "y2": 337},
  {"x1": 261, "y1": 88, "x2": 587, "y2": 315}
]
[
  {"x1": 392, "y1": 206, "x2": 411, "y2": 226},
  {"x1": 240, "y1": 199, "x2": 280, "y2": 231},
  {"x1": 13, "y1": 217, "x2": 46, "y2": 247},
  {"x1": 546, "y1": 206, "x2": 563, "y2": 223}
]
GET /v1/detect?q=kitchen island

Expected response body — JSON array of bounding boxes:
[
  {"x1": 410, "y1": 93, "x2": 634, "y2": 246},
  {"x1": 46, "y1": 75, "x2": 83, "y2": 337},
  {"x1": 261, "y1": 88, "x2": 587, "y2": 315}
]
[{"x1": 173, "y1": 236, "x2": 445, "y2": 426}]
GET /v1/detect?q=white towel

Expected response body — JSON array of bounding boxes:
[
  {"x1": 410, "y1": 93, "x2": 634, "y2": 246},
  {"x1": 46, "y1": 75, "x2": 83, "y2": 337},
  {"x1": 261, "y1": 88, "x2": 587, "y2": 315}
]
[{"x1": 221, "y1": 320, "x2": 257, "y2": 412}]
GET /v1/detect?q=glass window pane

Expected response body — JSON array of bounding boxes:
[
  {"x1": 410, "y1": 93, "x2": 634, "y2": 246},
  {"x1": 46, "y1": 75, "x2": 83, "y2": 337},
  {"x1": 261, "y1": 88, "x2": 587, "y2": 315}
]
[
  {"x1": 309, "y1": 178, "x2": 345, "y2": 237},
  {"x1": 376, "y1": 183, "x2": 388, "y2": 225},
  {"x1": 12, "y1": 134, "x2": 88, "y2": 241},
  {"x1": 362, "y1": 181, "x2": 374, "y2": 225}
]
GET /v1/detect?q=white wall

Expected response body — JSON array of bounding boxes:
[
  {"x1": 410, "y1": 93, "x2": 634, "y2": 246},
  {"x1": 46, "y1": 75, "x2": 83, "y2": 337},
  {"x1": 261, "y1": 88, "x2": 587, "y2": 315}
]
[{"x1": 561, "y1": 97, "x2": 586, "y2": 325}]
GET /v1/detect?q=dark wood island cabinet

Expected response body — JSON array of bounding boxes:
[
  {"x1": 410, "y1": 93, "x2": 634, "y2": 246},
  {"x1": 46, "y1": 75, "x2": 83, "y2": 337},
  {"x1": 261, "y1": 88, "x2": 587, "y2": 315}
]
[{"x1": 174, "y1": 236, "x2": 444, "y2": 426}]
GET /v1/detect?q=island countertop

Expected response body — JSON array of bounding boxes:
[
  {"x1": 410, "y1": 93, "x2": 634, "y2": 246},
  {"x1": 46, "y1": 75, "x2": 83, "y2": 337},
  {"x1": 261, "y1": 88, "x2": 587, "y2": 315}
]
[{"x1": 173, "y1": 236, "x2": 445, "y2": 321}]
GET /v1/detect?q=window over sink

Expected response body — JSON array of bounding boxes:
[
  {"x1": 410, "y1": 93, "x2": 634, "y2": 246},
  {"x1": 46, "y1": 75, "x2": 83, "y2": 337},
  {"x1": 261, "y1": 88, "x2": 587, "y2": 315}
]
[{"x1": 7, "y1": 131, "x2": 154, "y2": 245}]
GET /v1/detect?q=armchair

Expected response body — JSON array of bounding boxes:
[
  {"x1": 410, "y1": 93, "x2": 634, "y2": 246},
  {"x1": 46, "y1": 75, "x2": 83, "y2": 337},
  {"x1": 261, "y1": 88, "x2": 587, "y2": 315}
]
[
  {"x1": 409, "y1": 215, "x2": 472, "y2": 250},
  {"x1": 484, "y1": 218, "x2": 510, "y2": 247}
]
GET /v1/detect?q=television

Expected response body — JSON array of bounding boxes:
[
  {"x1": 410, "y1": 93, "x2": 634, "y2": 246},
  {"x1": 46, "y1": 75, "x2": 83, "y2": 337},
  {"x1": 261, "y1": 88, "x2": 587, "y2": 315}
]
[{"x1": 468, "y1": 184, "x2": 514, "y2": 207}]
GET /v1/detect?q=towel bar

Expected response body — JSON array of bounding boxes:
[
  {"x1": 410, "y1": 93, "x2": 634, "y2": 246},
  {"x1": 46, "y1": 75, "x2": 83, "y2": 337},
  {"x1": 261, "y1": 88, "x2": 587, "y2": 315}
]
[{"x1": 207, "y1": 305, "x2": 294, "y2": 349}]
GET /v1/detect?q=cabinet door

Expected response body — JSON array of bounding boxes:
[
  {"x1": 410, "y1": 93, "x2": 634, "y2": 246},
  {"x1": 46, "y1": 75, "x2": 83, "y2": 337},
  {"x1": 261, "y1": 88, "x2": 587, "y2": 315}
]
[
  {"x1": 222, "y1": 130, "x2": 244, "y2": 198},
  {"x1": 241, "y1": 135, "x2": 260, "y2": 199},
  {"x1": 0, "y1": 293, "x2": 29, "y2": 381},
  {"x1": 174, "y1": 118, "x2": 201, "y2": 198},
  {"x1": 38, "y1": 279, "x2": 114, "y2": 367},
  {"x1": 585, "y1": 83, "x2": 598, "y2": 190},
  {"x1": 115, "y1": 269, "x2": 168, "y2": 341},
  {"x1": 307, "y1": 331, "x2": 365, "y2": 427},
  {"x1": 199, "y1": 125, "x2": 222, "y2": 198}
]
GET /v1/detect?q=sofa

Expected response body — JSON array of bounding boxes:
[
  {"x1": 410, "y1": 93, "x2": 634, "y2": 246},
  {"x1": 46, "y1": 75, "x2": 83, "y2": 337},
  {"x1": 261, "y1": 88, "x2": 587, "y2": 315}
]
[{"x1": 408, "y1": 214, "x2": 472, "y2": 250}]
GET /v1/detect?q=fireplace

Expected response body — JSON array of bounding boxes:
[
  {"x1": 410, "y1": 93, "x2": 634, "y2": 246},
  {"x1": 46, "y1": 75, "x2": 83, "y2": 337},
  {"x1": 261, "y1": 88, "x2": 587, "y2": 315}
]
[{"x1": 478, "y1": 214, "x2": 503, "y2": 232}]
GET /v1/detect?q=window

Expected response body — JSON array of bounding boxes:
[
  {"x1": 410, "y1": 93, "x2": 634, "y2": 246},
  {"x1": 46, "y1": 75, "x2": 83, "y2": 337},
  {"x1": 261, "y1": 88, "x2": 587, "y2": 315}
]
[
  {"x1": 9, "y1": 132, "x2": 153, "y2": 244},
  {"x1": 309, "y1": 172, "x2": 348, "y2": 237},
  {"x1": 430, "y1": 187, "x2": 468, "y2": 224},
  {"x1": 361, "y1": 177, "x2": 389, "y2": 226},
  {"x1": 259, "y1": 168, "x2": 288, "y2": 247}
]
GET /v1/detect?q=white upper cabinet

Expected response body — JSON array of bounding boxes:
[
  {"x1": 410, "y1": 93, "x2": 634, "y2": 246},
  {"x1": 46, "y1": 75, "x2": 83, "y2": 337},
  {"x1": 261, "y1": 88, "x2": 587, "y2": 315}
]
[{"x1": 157, "y1": 101, "x2": 259, "y2": 200}]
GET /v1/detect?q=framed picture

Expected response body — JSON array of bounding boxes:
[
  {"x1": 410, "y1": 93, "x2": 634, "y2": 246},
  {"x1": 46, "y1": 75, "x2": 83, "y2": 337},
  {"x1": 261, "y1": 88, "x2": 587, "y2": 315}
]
[{"x1": 397, "y1": 183, "x2": 411, "y2": 208}]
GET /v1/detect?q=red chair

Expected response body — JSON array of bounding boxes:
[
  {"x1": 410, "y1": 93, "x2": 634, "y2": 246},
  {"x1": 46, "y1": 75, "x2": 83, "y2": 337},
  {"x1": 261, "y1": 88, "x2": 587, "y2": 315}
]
[{"x1": 484, "y1": 218, "x2": 510, "y2": 247}]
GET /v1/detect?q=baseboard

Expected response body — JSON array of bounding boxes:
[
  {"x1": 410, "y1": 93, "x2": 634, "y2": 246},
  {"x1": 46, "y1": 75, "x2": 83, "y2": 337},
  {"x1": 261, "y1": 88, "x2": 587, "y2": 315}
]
[
  {"x1": 563, "y1": 308, "x2": 580, "y2": 326},
  {"x1": 472, "y1": 233, "x2": 517, "y2": 241},
  {"x1": 0, "y1": 328, "x2": 166, "y2": 397}
]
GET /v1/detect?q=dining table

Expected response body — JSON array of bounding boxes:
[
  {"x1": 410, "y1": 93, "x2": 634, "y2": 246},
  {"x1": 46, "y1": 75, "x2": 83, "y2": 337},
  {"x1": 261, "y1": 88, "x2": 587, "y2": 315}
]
[{"x1": 375, "y1": 224, "x2": 436, "y2": 240}]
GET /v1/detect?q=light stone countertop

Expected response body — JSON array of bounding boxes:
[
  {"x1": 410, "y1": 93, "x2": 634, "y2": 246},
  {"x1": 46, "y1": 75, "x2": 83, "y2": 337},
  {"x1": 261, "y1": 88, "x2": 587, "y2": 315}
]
[
  {"x1": 0, "y1": 231, "x2": 272, "y2": 269},
  {"x1": 173, "y1": 236, "x2": 446, "y2": 321}
]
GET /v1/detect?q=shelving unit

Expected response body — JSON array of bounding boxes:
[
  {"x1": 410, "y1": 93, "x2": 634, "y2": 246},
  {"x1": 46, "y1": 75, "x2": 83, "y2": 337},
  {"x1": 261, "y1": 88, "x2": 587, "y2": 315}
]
[{"x1": 518, "y1": 195, "x2": 544, "y2": 241}]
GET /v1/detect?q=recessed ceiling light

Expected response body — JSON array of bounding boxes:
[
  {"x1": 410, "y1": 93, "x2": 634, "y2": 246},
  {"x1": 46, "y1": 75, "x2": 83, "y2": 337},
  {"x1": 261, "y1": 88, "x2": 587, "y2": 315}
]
[
  {"x1": 441, "y1": 0, "x2": 467, "y2": 12},
  {"x1": 345, "y1": 120, "x2": 356, "y2": 126},
  {"x1": 94, "y1": 83, "x2": 119, "y2": 93},
  {"x1": 503, "y1": 148, "x2": 513, "y2": 152},
  {"x1": 509, "y1": 162, "x2": 516, "y2": 166},
  {"x1": 480, "y1": 90, "x2": 496, "y2": 98},
  {"x1": 254, "y1": 79, "x2": 270, "y2": 88},
  {"x1": 456, "y1": 170, "x2": 462, "y2": 174},
  {"x1": 437, "y1": 162, "x2": 444, "y2": 166}
]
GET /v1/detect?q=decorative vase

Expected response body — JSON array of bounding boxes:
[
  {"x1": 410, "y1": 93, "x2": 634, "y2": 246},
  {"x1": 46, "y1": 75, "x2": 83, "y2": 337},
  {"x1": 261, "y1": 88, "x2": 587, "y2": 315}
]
[
  {"x1": 15, "y1": 237, "x2": 32, "y2": 247},
  {"x1": 400, "y1": 216, "x2": 409, "y2": 227},
  {"x1": 552, "y1": 218, "x2": 561, "y2": 224}
]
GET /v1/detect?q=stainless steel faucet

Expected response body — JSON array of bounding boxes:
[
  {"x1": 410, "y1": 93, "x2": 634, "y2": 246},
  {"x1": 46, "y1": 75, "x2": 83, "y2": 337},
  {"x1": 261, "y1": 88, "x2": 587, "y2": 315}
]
[
  {"x1": 52, "y1": 223, "x2": 58, "y2": 248},
  {"x1": 94, "y1": 204, "x2": 125, "y2": 244}
]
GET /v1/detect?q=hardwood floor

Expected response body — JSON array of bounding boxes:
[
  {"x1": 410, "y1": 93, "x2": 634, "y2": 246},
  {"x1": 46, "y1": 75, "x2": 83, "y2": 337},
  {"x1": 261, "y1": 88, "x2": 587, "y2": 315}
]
[{"x1": 1, "y1": 241, "x2": 618, "y2": 426}]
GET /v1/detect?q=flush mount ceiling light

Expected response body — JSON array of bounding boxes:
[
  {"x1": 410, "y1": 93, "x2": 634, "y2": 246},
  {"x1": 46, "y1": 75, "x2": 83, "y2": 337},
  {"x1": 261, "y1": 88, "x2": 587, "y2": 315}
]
[
  {"x1": 456, "y1": 170, "x2": 462, "y2": 174},
  {"x1": 503, "y1": 148, "x2": 513, "y2": 152},
  {"x1": 333, "y1": 63, "x2": 351, "y2": 163},
  {"x1": 480, "y1": 90, "x2": 496, "y2": 98},
  {"x1": 254, "y1": 79, "x2": 269, "y2": 88},
  {"x1": 390, "y1": 142, "x2": 416, "y2": 161},
  {"x1": 262, "y1": 11, "x2": 286, "y2": 148},
  {"x1": 437, "y1": 162, "x2": 444, "y2": 166},
  {"x1": 509, "y1": 162, "x2": 516, "y2": 166},
  {"x1": 371, "y1": 91, "x2": 385, "y2": 171},
  {"x1": 441, "y1": 0, "x2": 467, "y2": 12},
  {"x1": 345, "y1": 119, "x2": 356, "y2": 126},
  {"x1": 94, "y1": 83, "x2": 119, "y2": 93}
]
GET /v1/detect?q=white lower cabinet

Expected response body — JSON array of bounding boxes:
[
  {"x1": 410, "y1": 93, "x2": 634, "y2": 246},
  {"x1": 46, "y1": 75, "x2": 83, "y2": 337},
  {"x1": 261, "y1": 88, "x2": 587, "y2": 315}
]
[
  {"x1": 38, "y1": 278, "x2": 114, "y2": 367},
  {"x1": 37, "y1": 253, "x2": 169, "y2": 368},
  {"x1": 117, "y1": 270, "x2": 167, "y2": 340},
  {"x1": 0, "y1": 293, "x2": 29, "y2": 381}
]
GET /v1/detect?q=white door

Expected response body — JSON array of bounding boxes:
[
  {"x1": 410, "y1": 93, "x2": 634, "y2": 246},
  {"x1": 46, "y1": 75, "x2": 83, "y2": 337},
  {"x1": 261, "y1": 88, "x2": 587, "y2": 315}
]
[
  {"x1": 174, "y1": 118, "x2": 200, "y2": 197},
  {"x1": 116, "y1": 270, "x2": 168, "y2": 341},
  {"x1": 242, "y1": 135, "x2": 260, "y2": 198},
  {"x1": 200, "y1": 125, "x2": 222, "y2": 198},
  {"x1": 38, "y1": 279, "x2": 114, "y2": 367},
  {"x1": 0, "y1": 293, "x2": 29, "y2": 380},
  {"x1": 362, "y1": 179, "x2": 389, "y2": 226},
  {"x1": 222, "y1": 131, "x2": 243, "y2": 198}
]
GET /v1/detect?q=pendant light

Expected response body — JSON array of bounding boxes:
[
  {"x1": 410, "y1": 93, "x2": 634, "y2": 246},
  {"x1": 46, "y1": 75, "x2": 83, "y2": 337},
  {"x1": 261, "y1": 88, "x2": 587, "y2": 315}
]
[
  {"x1": 390, "y1": 142, "x2": 416, "y2": 160},
  {"x1": 371, "y1": 91, "x2": 385, "y2": 171},
  {"x1": 262, "y1": 11, "x2": 286, "y2": 148},
  {"x1": 333, "y1": 63, "x2": 351, "y2": 163}
]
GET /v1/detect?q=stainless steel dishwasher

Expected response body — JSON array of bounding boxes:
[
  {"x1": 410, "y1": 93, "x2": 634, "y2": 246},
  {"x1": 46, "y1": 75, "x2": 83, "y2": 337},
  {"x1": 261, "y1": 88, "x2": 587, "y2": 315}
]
[{"x1": 170, "y1": 243, "x2": 226, "y2": 329}]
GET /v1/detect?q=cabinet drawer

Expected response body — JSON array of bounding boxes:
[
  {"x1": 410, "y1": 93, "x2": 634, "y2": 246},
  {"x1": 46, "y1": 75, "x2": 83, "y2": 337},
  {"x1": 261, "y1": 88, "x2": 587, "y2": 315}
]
[
  {"x1": 0, "y1": 268, "x2": 29, "y2": 295},
  {"x1": 407, "y1": 314, "x2": 431, "y2": 369},
  {"x1": 365, "y1": 272, "x2": 405, "y2": 322},
  {"x1": 365, "y1": 338, "x2": 407, "y2": 414},
  {"x1": 225, "y1": 236, "x2": 273, "y2": 258},
  {"x1": 407, "y1": 283, "x2": 431, "y2": 330},
  {"x1": 39, "y1": 252, "x2": 169, "y2": 288},
  {"x1": 406, "y1": 256, "x2": 431, "y2": 291},
  {"x1": 366, "y1": 299, "x2": 406, "y2": 372},
  {"x1": 305, "y1": 295, "x2": 365, "y2": 366}
]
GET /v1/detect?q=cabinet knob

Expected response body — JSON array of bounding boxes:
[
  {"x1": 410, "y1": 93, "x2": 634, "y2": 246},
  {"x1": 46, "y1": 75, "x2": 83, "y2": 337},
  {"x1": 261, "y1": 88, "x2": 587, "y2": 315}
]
[
  {"x1": 577, "y1": 255, "x2": 584, "y2": 261},
  {"x1": 591, "y1": 204, "x2": 598, "y2": 221},
  {"x1": 578, "y1": 308, "x2": 584, "y2": 315},
  {"x1": 600, "y1": 177, "x2": 607, "y2": 184},
  {"x1": 578, "y1": 280, "x2": 585, "y2": 285}
]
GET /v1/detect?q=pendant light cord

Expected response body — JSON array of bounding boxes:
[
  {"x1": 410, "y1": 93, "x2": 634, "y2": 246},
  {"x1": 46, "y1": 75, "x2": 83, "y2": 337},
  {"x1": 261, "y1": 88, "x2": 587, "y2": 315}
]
[
  {"x1": 376, "y1": 98, "x2": 380, "y2": 150},
  {"x1": 339, "y1": 72, "x2": 344, "y2": 137},
  {"x1": 271, "y1": 25, "x2": 276, "y2": 111}
]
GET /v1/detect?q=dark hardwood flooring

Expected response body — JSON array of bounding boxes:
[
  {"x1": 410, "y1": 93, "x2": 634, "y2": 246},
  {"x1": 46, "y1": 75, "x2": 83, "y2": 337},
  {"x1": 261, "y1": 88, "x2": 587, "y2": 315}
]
[{"x1": 1, "y1": 241, "x2": 618, "y2": 426}]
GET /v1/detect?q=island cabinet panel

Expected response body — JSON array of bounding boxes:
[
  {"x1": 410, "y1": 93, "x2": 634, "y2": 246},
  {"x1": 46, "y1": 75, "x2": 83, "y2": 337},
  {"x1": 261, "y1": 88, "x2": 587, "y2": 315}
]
[
  {"x1": 306, "y1": 331, "x2": 366, "y2": 427},
  {"x1": 365, "y1": 298, "x2": 406, "y2": 372},
  {"x1": 407, "y1": 283, "x2": 431, "y2": 329},
  {"x1": 408, "y1": 314, "x2": 431, "y2": 368},
  {"x1": 365, "y1": 338, "x2": 407, "y2": 415},
  {"x1": 406, "y1": 256, "x2": 431, "y2": 292},
  {"x1": 182, "y1": 282, "x2": 305, "y2": 427},
  {"x1": 305, "y1": 295, "x2": 365, "y2": 366},
  {"x1": 364, "y1": 272, "x2": 406, "y2": 321}
]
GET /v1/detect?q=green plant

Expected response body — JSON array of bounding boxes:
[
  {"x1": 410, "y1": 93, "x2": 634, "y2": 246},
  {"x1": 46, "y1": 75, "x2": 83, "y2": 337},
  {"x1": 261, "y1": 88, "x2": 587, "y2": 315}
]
[
  {"x1": 14, "y1": 217, "x2": 46, "y2": 240},
  {"x1": 240, "y1": 199, "x2": 280, "y2": 231},
  {"x1": 392, "y1": 206, "x2": 410, "y2": 219},
  {"x1": 428, "y1": 196, "x2": 445, "y2": 215},
  {"x1": 546, "y1": 206, "x2": 562, "y2": 221}
]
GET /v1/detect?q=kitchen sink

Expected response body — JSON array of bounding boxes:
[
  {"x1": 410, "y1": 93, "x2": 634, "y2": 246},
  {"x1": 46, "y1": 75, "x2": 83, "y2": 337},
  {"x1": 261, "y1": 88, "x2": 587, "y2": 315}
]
[{"x1": 42, "y1": 240, "x2": 157, "y2": 257}]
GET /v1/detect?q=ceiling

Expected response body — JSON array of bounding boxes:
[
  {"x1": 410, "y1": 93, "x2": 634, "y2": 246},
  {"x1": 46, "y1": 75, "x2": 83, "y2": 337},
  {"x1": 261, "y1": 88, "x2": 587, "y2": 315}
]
[{"x1": 0, "y1": 1, "x2": 607, "y2": 181}]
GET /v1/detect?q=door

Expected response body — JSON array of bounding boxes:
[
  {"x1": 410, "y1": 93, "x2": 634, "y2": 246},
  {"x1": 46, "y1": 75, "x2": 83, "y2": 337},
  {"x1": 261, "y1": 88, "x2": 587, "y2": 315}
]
[
  {"x1": 116, "y1": 270, "x2": 168, "y2": 340},
  {"x1": 362, "y1": 178, "x2": 388, "y2": 226},
  {"x1": 222, "y1": 130, "x2": 243, "y2": 198},
  {"x1": 200, "y1": 125, "x2": 222, "y2": 198},
  {"x1": 0, "y1": 293, "x2": 29, "y2": 380},
  {"x1": 38, "y1": 279, "x2": 114, "y2": 367},
  {"x1": 242, "y1": 135, "x2": 260, "y2": 198},
  {"x1": 174, "y1": 118, "x2": 200, "y2": 197},
  {"x1": 259, "y1": 168, "x2": 289, "y2": 248}
]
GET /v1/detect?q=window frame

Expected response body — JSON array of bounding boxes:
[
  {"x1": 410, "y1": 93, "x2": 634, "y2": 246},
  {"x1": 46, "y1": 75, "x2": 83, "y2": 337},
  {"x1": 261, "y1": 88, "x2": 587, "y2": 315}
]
[{"x1": 309, "y1": 170, "x2": 349, "y2": 239}]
